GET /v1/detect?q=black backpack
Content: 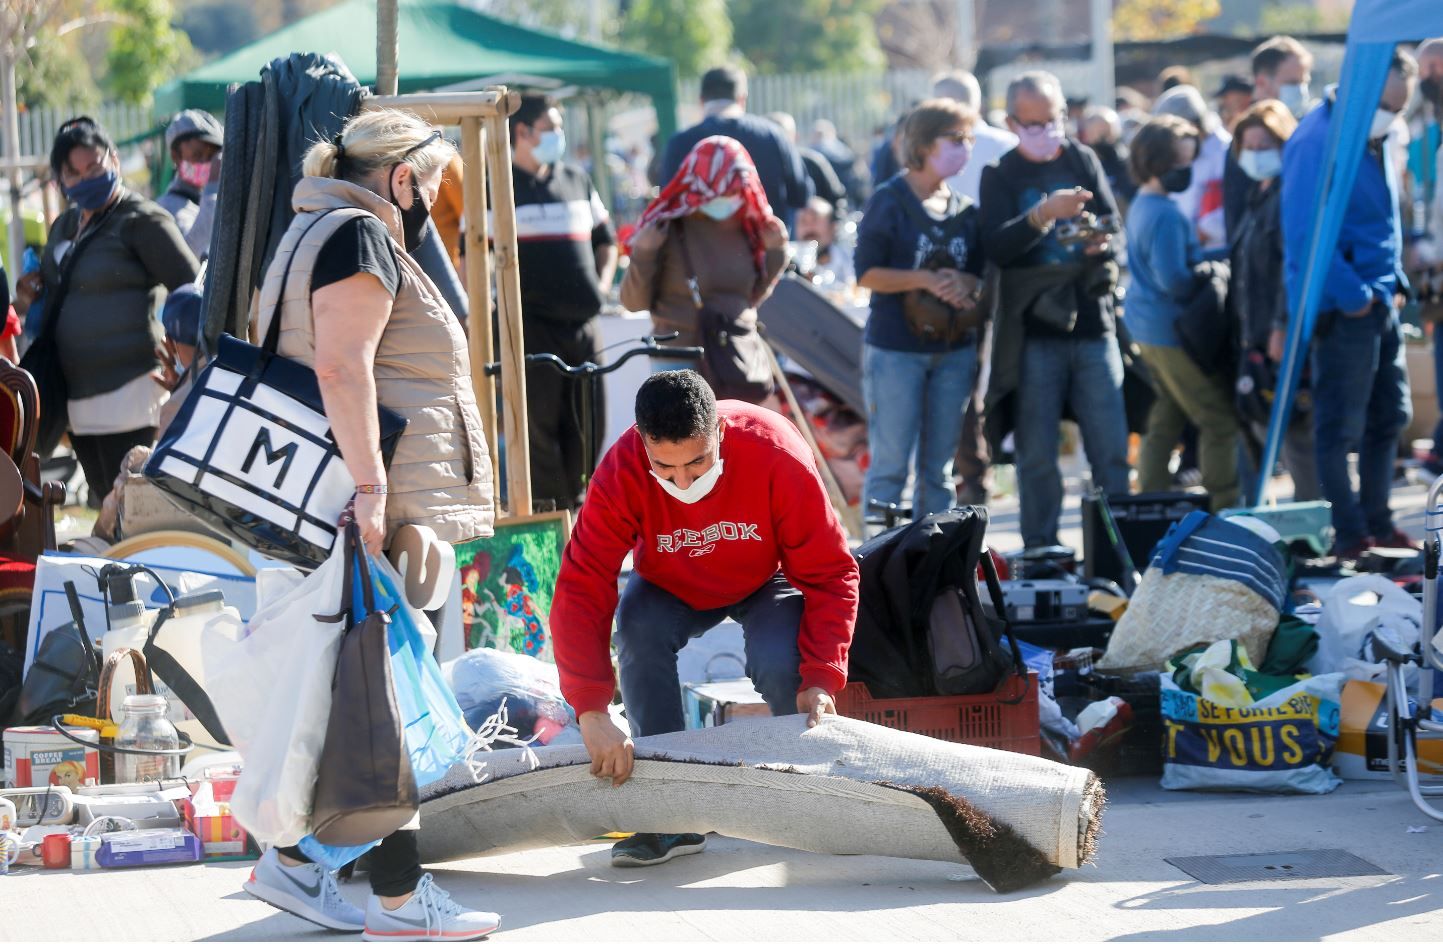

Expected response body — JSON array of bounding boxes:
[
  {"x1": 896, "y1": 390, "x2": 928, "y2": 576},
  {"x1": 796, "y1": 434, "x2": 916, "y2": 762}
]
[{"x1": 850, "y1": 507, "x2": 1026, "y2": 699}]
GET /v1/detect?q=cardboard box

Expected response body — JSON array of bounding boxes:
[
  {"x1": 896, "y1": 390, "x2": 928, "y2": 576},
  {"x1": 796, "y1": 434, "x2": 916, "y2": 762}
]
[
  {"x1": 1334, "y1": 680, "x2": 1443, "y2": 780},
  {"x1": 682, "y1": 679, "x2": 770, "y2": 730},
  {"x1": 181, "y1": 783, "x2": 255, "y2": 860}
]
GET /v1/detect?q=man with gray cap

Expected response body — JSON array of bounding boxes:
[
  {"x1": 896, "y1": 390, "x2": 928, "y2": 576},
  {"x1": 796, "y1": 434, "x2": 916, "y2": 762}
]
[{"x1": 157, "y1": 109, "x2": 223, "y2": 259}]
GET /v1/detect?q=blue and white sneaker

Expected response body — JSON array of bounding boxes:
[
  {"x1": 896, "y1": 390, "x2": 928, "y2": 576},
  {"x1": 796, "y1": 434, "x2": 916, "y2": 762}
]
[
  {"x1": 362, "y1": 873, "x2": 500, "y2": 941},
  {"x1": 244, "y1": 847, "x2": 366, "y2": 932},
  {"x1": 610, "y1": 832, "x2": 708, "y2": 868}
]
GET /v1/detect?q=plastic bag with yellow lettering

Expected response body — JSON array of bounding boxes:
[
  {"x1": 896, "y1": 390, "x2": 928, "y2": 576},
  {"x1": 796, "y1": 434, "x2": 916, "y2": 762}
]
[{"x1": 1159, "y1": 672, "x2": 1346, "y2": 794}]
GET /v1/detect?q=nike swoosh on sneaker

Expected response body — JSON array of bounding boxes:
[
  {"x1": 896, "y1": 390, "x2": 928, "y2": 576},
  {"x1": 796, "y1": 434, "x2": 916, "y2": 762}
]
[{"x1": 277, "y1": 865, "x2": 322, "y2": 897}]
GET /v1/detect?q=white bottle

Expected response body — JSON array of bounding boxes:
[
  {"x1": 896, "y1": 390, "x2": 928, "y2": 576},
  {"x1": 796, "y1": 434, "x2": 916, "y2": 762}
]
[{"x1": 150, "y1": 591, "x2": 244, "y2": 745}]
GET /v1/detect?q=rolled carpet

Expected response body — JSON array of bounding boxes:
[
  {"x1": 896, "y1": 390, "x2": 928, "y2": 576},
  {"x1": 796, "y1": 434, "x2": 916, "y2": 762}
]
[{"x1": 420, "y1": 715, "x2": 1103, "y2": 892}]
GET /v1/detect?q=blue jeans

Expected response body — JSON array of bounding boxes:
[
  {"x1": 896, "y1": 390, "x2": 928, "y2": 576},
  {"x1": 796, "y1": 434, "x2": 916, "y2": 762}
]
[
  {"x1": 861, "y1": 342, "x2": 978, "y2": 519},
  {"x1": 1311, "y1": 303, "x2": 1410, "y2": 548},
  {"x1": 614, "y1": 574, "x2": 803, "y2": 737},
  {"x1": 1014, "y1": 336, "x2": 1131, "y2": 548}
]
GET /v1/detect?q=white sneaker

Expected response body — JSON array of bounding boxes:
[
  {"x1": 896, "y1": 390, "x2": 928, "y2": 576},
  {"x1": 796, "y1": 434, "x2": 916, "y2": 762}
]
[
  {"x1": 362, "y1": 873, "x2": 500, "y2": 942},
  {"x1": 244, "y1": 847, "x2": 365, "y2": 932}
]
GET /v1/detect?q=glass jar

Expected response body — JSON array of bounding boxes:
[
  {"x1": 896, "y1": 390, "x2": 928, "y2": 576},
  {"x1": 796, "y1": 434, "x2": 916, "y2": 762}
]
[{"x1": 114, "y1": 694, "x2": 180, "y2": 784}]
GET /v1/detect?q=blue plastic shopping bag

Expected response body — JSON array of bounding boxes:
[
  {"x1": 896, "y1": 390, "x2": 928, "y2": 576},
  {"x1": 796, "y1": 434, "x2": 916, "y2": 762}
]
[
  {"x1": 296, "y1": 553, "x2": 473, "y2": 870},
  {"x1": 352, "y1": 552, "x2": 472, "y2": 789}
]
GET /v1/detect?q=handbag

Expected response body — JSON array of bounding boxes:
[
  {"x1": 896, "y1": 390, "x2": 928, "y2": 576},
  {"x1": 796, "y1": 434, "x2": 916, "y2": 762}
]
[
  {"x1": 144, "y1": 210, "x2": 408, "y2": 568},
  {"x1": 19, "y1": 207, "x2": 114, "y2": 457},
  {"x1": 674, "y1": 224, "x2": 775, "y2": 402},
  {"x1": 887, "y1": 177, "x2": 986, "y2": 344},
  {"x1": 310, "y1": 520, "x2": 418, "y2": 846}
]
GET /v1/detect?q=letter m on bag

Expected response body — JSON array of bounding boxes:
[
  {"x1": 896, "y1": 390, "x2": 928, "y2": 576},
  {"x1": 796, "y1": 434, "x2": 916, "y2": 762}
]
[{"x1": 242, "y1": 428, "x2": 299, "y2": 490}]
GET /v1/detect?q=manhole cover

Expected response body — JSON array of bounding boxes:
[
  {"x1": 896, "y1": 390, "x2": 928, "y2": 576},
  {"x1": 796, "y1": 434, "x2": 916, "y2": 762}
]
[{"x1": 1166, "y1": 849, "x2": 1390, "y2": 884}]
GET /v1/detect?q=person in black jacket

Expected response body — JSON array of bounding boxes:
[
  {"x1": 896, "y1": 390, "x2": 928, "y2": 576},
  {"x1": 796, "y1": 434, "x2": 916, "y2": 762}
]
[
  {"x1": 980, "y1": 71, "x2": 1130, "y2": 549},
  {"x1": 660, "y1": 66, "x2": 812, "y2": 228},
  {"x1": 769, "y1": 112, "x2": 848, "y2": 213},
  {"x1": 1230, "y1": 100, "x2": 1319, "y2": 501}
]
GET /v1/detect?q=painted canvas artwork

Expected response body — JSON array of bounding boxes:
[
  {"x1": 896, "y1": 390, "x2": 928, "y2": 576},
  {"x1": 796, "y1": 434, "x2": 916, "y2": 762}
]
[{"x1": 457, "y1": 511, "x2": 571, "y2": 661}]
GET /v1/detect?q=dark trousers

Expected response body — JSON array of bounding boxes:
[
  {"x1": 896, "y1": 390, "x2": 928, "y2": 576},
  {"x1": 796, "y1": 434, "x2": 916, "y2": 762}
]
[
  {"x1": 279, "y1": 830, "x2": 421, "y2": 897},
  {"x1": 525, "y1": 317, "x2": 604, "y2": 510},
  {"x1": 71, "y1": 427, "x2": 155, "y2": 509},
  {"x1": 1311, "y1": 302, "x2": 1410, "y2": 547},
  {"x1": 615, "y1": 574, "x2": 804, "y2": 737}
]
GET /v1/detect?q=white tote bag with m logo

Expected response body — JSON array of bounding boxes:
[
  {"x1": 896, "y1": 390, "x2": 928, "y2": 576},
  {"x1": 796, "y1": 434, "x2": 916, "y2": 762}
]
[{"x1": 146, "y1": 211, "x2": 407, "y2": 567}]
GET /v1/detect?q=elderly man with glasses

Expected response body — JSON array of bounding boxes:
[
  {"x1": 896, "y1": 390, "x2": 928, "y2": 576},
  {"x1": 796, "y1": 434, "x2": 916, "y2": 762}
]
[{"x1": 979, "y1": 70, "x2": 1132, "y2": 549}]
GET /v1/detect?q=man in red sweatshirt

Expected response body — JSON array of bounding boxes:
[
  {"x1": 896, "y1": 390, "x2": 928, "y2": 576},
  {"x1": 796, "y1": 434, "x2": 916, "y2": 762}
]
[{"x1": 550, "y1": 370, "x2": 860, "y2": 867}]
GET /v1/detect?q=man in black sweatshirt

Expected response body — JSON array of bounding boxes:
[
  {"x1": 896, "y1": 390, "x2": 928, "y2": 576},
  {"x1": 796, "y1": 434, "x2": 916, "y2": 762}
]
[{"x1": 980, "y1": 71, "x2": 1131, "y2": 549}]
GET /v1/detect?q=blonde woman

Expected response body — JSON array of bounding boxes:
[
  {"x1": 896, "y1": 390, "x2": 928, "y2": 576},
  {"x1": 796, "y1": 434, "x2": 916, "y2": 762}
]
[{"x1": 243, "y1": 108, "x2": 498, "y2": 942}]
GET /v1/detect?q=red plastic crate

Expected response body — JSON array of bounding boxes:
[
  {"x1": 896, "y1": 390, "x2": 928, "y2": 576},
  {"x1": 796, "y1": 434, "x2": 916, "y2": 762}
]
[{"x1": 834, "y1": 671, "x2": 1041, "y2": 755}]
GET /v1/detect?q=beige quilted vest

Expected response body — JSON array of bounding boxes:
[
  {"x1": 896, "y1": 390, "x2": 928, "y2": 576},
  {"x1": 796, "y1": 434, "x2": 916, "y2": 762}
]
[{"x1": 254, "y1": 176, "x2": 494, "y2": 545}]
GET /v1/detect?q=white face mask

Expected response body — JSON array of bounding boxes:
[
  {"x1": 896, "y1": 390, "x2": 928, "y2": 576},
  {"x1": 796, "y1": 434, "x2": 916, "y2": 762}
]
[
  {"x1": 1237, "y1": 147, "x2": 1283, "y2": 182},
  {"x1": 1277, "y1": 83, "x2": 1311, "y2": 118},
  {"x1": 650, "y1": 457, "x2": 724, "y2": 504},
  {"x1": 699, "y1": 195, "x2": 742, "y2": 221},
  {"x1": 1370, "y1": 108, "x2": 1398, "y2": 141}
]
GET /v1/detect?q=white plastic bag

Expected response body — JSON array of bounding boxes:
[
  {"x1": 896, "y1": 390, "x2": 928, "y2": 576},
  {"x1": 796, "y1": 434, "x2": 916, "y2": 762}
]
[
  {"x1": 1310, "y1": 575, "x2": 1421, "y2": 678},
  {"x1": 205, "y1": 545, "x2": 347, "y2": 846}
]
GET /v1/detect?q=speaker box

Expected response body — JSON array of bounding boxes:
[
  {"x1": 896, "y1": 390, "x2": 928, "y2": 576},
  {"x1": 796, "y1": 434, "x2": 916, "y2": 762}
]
[{"x1": 1082, "y1": 491, "x2": 1210, "y2": 586}]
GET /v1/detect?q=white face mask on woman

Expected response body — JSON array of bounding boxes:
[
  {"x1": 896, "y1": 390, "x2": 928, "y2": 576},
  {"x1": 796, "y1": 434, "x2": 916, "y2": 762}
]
[
  {"x1": 1238, "y1": 147, "x2": 1283, "y2": 181},
  {"x1": 650, "y1": 456, "x2": 724, "y2": 504}
]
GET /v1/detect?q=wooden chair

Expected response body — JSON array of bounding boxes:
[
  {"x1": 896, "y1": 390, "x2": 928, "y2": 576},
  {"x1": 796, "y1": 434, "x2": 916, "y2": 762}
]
[{"x1": 0, "y1": 357, "x2": 67, "y2": 652}]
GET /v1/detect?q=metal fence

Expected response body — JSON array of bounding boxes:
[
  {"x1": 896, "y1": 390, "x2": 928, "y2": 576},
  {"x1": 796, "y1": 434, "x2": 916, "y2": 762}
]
[
  {"x1": 1, "y1": 102, "x2": 158, "y2": 165},
  {"x1": 677, "y1": 69, "x2": 935, "y2": 152}
]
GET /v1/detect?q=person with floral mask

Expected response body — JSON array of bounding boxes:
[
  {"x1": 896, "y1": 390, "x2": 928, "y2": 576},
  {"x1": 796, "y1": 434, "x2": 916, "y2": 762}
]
[
  {"x1": 980, "y1": 71, "x2": 1130, "y2": 550},
  {"x1": 11, "y1": 117, "x2": 198, "y2": 504},
  {"x1": 1125, "y1": 115, "x2": 1240, "y2": 511},
  {"x1": 156, "y1": 109, "x2": 223, "y2": 259},
  {"x1": 621, "y1": 135, "x2": 788, "y2": 403},
  {"x1": 1227, "y1": 101, "x2": 1319, "y2": 501},
  {"x1": 508, "y1": 93, "x2": 619, "y2": 511},
  {"x1": 1280, "y1": 46, "x2": 1419, "y2": 559},
  {"x1": 550, "y1": 369, "x2": 859, "y2": 867},
  {"x1": 854, "y1": 98, "x2": 986, "y2": 520},
  {"x1": 244, "y1": 108, "x2": 499, "y2": 942}
]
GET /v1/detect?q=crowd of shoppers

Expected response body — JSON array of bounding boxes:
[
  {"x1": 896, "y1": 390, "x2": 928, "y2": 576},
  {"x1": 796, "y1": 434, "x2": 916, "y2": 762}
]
[{"x1": 7, "y1": 35, "x2": 1443, "y2": 618}]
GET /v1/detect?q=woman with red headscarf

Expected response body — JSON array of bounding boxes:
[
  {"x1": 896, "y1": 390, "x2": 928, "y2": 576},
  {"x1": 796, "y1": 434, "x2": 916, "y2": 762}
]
[{"x1": 620, "y1": 136, "x2": 788, "y2": 402}]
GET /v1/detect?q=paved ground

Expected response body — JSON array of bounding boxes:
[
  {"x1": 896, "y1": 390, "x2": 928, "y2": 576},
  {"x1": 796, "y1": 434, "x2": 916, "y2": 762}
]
[
  {"x1": 14, "y1": 460, "x2": 1442, "y2": 941},
  {"x1": 4, "y1": 778, "x2": 1442, "y2": 942}
]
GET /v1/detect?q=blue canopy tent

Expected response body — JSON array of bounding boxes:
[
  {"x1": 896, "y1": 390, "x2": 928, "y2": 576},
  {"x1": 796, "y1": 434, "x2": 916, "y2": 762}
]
[{"x1": 1253, "y1": 0, "x2": 1443, "y2": 506}]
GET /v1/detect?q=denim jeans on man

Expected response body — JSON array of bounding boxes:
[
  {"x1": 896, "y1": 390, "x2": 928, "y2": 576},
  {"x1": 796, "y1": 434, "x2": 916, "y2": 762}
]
[
  {"x1": 861, "y1": 342, "x2": 978, "y2": 520},
  {"x1": 614, "y1": 574, "x2": 803, "y2": 737},
  {"x1": 1310, "y1": 301, "x2": 1410, "y2": 549},
  {"x1": 1014, "y1": 336, "x2": 1131, "y2": 547}
]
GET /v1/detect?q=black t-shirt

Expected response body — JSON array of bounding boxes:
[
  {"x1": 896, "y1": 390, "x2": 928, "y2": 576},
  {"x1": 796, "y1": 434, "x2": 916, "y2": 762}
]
[
  {"x1": 979, "y1": 142, "x2": 1120, "y2": 339},
  {"x1": 513, "y1": 163, "x2": 616, "y2": 327},
  {"x1": 311, "y1": 216, "x2": 401, "y2": 297}
]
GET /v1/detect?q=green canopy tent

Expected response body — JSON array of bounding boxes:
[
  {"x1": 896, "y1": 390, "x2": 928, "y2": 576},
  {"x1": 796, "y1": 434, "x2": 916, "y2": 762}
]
[{"x1": 154, "y1": 0, "x2": 678, "y2": 139}]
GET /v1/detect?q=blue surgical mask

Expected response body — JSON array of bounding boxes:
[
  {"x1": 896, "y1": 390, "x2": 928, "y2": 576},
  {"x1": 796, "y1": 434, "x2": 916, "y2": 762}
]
[
  {"x1": 533, "y1": 129, "x2": 565, "y2": 165},
  {"x1": 1238, "y1": 147, "x2": 1283, "y2": 182},
  {"x1": 65, "y1": 167, "x2": 119, "y2": 211},
  {"x1": 699, "y1": 195, "x2": 742, "y2": 221}
]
